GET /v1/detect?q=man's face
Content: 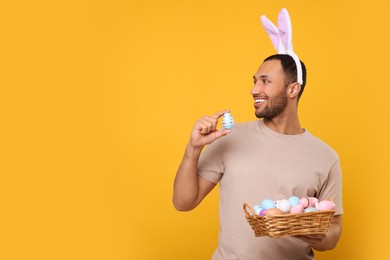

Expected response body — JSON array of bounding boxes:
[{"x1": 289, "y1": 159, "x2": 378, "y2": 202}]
[{"x1": 251, "y1": 59, "x2": 288, "y2": 120}]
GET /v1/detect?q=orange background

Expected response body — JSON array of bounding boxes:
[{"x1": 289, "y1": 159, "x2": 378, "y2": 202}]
[{"x1": 1, "y1": 0, "x2": 389, "y2": 259}]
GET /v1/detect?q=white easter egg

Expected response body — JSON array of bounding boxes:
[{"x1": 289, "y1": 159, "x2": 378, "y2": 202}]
[{"x1": 276, "y1": 199, "x2": 292, "y2": 213}]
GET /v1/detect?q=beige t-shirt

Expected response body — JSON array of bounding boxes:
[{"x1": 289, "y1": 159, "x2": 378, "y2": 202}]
[{"x1": 198, "y1": 120, "x2": 343, "y2": 260}]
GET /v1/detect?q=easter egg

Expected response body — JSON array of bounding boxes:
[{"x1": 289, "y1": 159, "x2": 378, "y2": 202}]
[
  {"x1": 290, "y1": 203, "x2": 304, "y2": 214},
  {"x1": 259, "y1": 209, "x2": 267, "y2": 216},
  {"x1": 304, "y1": 207, "x2": 319, "y2": 213},
  {"x1": 288, "y1": 196, "x2": 300, "y2": 206},
  {"x1": 300, "y1": 197, "x2": 310, "y2": 208},
  {"x1": 317, "y1": 200, "x2": 336, "y2": 211},
  {"x1": 265, "y1": 208, "x2": 283, "y2": 216},
  {"x1": 276, "y1": 199, "x2": 292, "y2": 213},
  {"x1": 309, "y1": 197, "x2": 318, "y2": 207},
  {"x1": 261, "y1": 199, "x2": 275, "y2": 210},
  {"x1": 222, "y1": 112, "x2": 234, "y2": 129},
  {"x1": 253, "y1": 205, "x2": 263, "y2": 215}
]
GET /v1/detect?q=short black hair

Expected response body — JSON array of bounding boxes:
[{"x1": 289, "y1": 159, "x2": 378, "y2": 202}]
[{"x1": 264, "y1": 54, "x2": 307, "y2": 100}]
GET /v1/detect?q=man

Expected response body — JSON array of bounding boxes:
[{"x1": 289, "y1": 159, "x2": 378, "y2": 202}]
[{"x1": 173, "y1": 54, "x2": 343, "y2": 259}]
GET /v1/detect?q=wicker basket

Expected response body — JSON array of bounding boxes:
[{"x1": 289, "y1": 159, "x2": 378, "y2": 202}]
[{"x1": 243, "y1": 203, "x2": 335, "y2": 238}]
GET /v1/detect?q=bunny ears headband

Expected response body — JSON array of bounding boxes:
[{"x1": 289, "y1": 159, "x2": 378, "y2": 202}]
[{"x1": 260, "y1": 8, "x2": 303, "y2": 85}]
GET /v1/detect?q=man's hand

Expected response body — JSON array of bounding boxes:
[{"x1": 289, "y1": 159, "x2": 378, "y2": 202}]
[
  {"x1": 173, "y1": 110, "x2": 231, "y2": 211},
  {"x1": 189, "y1": 110, "x2": 231, "y2": 149},
  {"x1": 293, "y1": 215, "x2": 342, "y2": 251},
  {"x1": 293, "y1": 234, "x2": 326, "y2": 248}
]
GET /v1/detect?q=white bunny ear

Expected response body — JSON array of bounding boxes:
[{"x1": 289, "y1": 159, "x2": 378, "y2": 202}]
[
  {"x1": 260, "y1": 8, "x2": 303, "y2": 85},
  {"x1": 277, "y1": 8, "x2": 303, "y2": 84},
  {"x1": 260, "y1": 15, "x2": 285, "y2": 53},
  {"x1": 277, "y1": 8, "x2": 293, "y2": 52}
]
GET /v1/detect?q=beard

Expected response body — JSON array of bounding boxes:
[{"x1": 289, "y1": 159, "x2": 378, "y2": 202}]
[{"x1": 255, "y1": 90, "x2": 288, "y2": 120}]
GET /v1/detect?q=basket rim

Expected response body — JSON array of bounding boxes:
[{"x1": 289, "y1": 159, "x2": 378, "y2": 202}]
[{"x1": 243, "y1": 202, "x2": 335, "y2": 219}]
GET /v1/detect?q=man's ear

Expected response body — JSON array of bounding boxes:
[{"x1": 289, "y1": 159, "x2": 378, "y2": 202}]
[{"x1": 287, "y1": 82, "x2": 301, "y2": 98}]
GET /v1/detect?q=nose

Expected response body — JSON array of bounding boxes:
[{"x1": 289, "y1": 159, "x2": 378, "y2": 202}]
[{"x1": 251, "y1": 81, "x2": 263, "y2": 96}]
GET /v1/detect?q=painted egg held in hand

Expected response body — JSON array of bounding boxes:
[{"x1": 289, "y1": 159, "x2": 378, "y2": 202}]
[{"x1": 222, "y1": 112, "x2": 234, "y2": 129}]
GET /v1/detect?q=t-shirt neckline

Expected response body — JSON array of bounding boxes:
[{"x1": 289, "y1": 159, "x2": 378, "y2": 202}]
[{"x1": 257, "y1": 119, "x2": 310, "y2": 140}]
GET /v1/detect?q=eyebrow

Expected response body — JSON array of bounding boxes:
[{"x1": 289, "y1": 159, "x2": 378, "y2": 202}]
[{"x1": 253, "y1": 75, "x2": 271, "y2": 81}]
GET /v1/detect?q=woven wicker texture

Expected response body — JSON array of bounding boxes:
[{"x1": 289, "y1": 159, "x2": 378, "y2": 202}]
[{"x1": 243, "y1": 203, "x2": 335, "y2": 238}]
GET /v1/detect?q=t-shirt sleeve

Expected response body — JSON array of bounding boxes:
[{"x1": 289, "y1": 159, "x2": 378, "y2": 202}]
[
  {"x1": 318, "y1": 158, "x2": 344, "y2": 215},
  {"x1": 197, "y1": 139, "x2": 225, "y2": 184}
]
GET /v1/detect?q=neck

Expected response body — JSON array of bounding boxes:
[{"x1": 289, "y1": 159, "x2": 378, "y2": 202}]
[{"x1": 263, "y1": 106, "x2": 303, "y2": 135}]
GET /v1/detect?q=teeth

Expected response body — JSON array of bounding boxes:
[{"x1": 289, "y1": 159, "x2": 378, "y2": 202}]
[{"x1": 255, "y1": 99, "x2": 266, "y2": 103}]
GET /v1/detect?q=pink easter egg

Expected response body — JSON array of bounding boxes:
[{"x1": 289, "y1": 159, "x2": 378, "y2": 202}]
[
  {"x1": 299, "y1": 197, "x2": 310, "y2": 209},
  {"x1": 290, "y1": 203, "x2": 304, "y2": 214},
  {"x1": 308, "y1": 197, "x2": 318, "y2": 207},
  {"x1": 317, "y1": 200, "x2": 336, "y2": 211}
]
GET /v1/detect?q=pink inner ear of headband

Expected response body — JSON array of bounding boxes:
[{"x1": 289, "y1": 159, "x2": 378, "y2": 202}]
[{"x1": 261, "y1": 8, "x2": 303, "y2": 85}]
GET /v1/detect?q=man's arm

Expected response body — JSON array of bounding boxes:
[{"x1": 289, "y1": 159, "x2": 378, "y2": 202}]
[
  {"x1": 172, "y1": 111, "x2": 230, "y2": 211},
  {"x1": 294, "y1": 215, "x2": 342, "y2": 251}
]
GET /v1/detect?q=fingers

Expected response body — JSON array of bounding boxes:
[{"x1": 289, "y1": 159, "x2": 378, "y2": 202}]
[
  {"x1": 197, "y1": 116, "x2": 217, "y2": 134},
  {"x1": 211, "y1": 110, "x2": 230, "y2": 120},
  {"x1": 293, "y1": 234, "x2": 325, "y2": 245},
  {"x1": 196, "y1": 110, "x2": 230, "y2": 134},
  {"x1": 190, "y1": 110, "x2": 231, "y2": 148},
  {"x1": 214, "y1": 129, "x2": 231, "y2": 140}
]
